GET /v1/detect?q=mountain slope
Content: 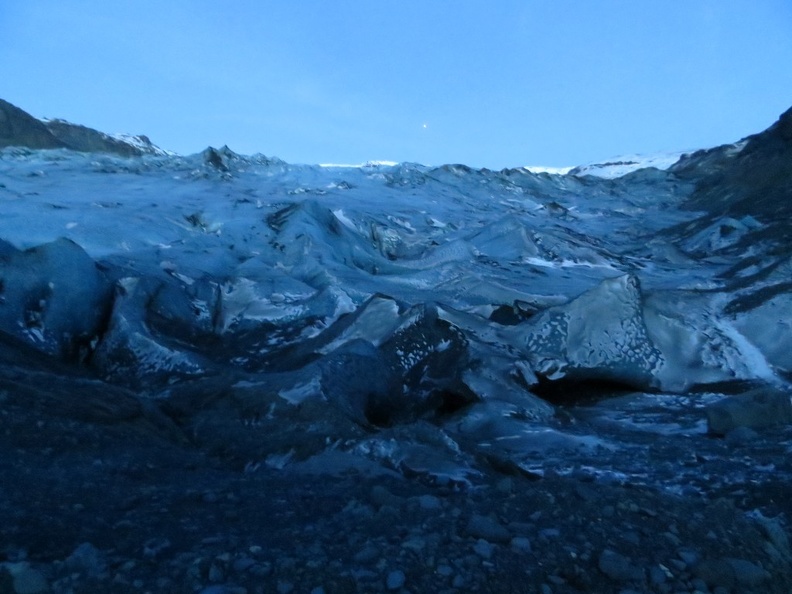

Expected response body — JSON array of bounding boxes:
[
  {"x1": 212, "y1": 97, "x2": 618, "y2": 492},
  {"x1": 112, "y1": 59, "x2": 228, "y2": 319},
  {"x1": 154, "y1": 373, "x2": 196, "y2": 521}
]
[
  {"x1": 0, "y1": 98, "x2": 66, "y2": 150},
  {"x1": 675, "y1": 105, "x2": 792, "y2": 232},
  {"x1": 43, "y1": 118, "x2": 167, "y2": 157},
  {"x1": 0, "y1": 98, "x2": 169, "y2": 157}
]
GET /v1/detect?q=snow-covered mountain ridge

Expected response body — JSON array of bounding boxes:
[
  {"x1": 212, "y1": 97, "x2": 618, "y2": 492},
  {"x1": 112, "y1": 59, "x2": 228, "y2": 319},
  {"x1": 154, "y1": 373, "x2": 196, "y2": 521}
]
[
  {"x1": 525, "y1": 150, "x2": 697, "y2": 179},
  {"x1": 566, "y1": 150, "x2": 693, "y2": 178}
]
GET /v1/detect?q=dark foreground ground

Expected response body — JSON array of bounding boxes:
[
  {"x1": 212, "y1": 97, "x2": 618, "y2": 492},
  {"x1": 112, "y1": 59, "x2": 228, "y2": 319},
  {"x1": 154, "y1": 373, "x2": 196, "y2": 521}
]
[{"x1": 1, "y1": 372, "x2": 791, "y2": 594}]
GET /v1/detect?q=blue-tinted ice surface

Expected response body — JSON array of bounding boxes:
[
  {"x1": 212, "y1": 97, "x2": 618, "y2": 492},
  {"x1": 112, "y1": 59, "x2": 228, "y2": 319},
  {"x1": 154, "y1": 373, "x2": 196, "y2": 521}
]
[{"x1": 1, "y1": 146, "x2": 790, "y2": 486}]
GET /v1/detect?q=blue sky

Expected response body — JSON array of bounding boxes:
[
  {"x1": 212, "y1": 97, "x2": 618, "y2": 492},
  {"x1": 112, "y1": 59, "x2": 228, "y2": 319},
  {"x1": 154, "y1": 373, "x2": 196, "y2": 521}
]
[{"x1": 1, "y1": 1, "x2": 791, "y2": 168}]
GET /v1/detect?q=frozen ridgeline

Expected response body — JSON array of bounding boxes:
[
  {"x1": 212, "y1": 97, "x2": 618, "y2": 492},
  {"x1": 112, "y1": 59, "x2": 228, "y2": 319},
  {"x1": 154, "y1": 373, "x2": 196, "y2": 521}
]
[{"x1": 1, "y1": 101, "x2": 792, "y2": 487}]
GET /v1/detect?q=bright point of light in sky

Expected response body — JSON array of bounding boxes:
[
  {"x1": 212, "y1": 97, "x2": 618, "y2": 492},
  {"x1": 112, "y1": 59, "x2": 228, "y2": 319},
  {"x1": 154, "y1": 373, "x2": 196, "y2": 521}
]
[{"x1": 1, "y1": 0, "x2": 791, "y2": 169}]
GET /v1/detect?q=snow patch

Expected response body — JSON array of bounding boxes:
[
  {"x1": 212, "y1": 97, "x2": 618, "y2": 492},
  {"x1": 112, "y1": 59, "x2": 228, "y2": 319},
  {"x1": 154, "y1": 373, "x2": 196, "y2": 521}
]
[
  {"x1": 319, "y1": 160, "x2": 400, "y2": 168},
  {"x1": 522, "y1": 165, "x2": 574, "y2": 175},
  {"x1": 570, "y1": 150, "x2": 691, "y2": 179}
]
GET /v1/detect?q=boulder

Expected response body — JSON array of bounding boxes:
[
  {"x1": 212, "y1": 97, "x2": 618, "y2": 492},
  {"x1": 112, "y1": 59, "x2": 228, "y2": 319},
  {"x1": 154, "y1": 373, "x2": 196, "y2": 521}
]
[
  {"x1": 694, "y1": 557, "x2": 771, "y2": 588},
  {"x1": 706, "y1": 388, "x2": 792, "y2": 435},
  {"x1": 598, "y1": 549, "x2": 645, "y2": 582},
  {"x1": 465, "y1": 514, "x2": 512, "y2": 543},
  {"x1": 0, "y1": 238, "x2": 112, "y2": 360}
]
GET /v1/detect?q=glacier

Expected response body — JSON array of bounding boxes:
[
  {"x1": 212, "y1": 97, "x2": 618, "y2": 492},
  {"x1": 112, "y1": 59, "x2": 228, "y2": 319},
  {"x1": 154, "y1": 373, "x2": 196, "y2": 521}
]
[
  {"x1": 3, "y1": 98, "x2": 792, "y2": 592},
  {"x1": 0, "y1": 96, "x2": 792, "y2": 594},
  {"x1": 2, "y1": 104, "x2": 792, "y2": 481}
]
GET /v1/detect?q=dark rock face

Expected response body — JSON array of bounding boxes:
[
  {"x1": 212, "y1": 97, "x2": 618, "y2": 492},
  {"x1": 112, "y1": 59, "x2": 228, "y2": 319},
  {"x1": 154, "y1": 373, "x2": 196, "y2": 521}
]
[
  {"x1": 202, "y1": 146, "x2": 230, "y2": 171},
  {"x1": 201, "y1": 145, "x2": 243, "y2": 171},
  {"x1": 0, "y1": 99, "x2": 65, "y2": 150},
  {"x1": 45, "y1": 119, "x2": 144, "y2": 157},
  {"x1": 0, "y1": 98, "x2": 166, "y2": 157},
  {"x1": 673, "y1": 106, "x2": 792, "y2": 245}
]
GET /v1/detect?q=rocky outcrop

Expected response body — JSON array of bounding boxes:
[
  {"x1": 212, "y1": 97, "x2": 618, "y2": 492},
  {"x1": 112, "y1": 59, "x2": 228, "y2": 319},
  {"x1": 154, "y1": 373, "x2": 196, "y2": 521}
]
[
  {"x1": 202, "y1": 146, "x2": 236, "y2": 171},
  {"x1": 0, "y1": 99, "x2": 65, "y2": 150},
  {"x1": 45, "y1": 119, "x2": 145, "y2": 157},
  {"x1": 0, "y1": 98, "x2": 168, "y2": 156},
  {"x1": 674, "y1": 105, "x2": 792, "y2": 246}
]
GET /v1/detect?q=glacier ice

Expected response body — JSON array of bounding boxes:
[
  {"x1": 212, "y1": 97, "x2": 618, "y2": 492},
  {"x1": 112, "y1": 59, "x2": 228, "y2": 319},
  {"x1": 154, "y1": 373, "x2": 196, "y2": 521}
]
[
  {"x1": 516, "y1": 274, "x2": 663, "y2": 391},
  {"x1": 2, "y1": 104, "x2": 792, "y2": 480},
  {"x1": 0, "y1": 238, "x2": 112, "y2": 360}
]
